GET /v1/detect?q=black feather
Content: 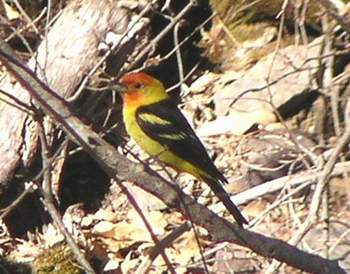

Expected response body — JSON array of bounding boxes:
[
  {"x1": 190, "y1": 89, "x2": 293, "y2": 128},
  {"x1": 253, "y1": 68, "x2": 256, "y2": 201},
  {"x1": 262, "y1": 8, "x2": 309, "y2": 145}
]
[
  {"x1": 136, "y1": 99, "x2": 248, "y2": 226},
  {"x1": 136, "y1": 99, "x2": 226, "y2": 183}
]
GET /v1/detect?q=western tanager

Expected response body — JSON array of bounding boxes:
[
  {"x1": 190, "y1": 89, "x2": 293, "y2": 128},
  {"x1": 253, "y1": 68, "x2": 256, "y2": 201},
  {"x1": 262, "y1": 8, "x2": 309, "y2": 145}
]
[{"x1": 116, "y1": 72, "x2": 247, "y2": 226}]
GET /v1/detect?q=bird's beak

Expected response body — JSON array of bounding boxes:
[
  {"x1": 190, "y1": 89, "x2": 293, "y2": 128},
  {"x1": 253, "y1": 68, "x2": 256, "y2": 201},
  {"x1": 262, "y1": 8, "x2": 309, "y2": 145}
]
[{"x1": 109, "y1": 82, "x2": 127, "y2": 93}]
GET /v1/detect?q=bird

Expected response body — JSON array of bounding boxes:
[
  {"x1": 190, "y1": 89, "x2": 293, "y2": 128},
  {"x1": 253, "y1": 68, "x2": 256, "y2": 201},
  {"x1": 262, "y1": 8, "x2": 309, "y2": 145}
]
[{"x1": 115, "y1": 72, "x2": 248, "y2": 226}]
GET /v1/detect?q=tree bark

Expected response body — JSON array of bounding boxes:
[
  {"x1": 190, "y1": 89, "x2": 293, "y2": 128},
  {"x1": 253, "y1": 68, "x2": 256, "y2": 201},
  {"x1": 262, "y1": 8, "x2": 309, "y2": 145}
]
[{"x1": 0, "y1": 0, "x2": 129, "y2": 194}]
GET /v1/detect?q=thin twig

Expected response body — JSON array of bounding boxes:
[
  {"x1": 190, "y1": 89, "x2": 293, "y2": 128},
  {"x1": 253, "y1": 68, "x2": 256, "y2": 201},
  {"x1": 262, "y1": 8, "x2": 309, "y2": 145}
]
[
  {"x1": 173, "y1": 21, "x2": 184, "y2": 93},
  {"x1": 318, "y1": 0, "x2": 350, "y2": 33},
  {"x1": 11, "y1": 0, "x2": 40, "y2": 34},
  {"x1": 128, "y1": 0, "x2": 197, "y2": 70},
  {"x1": 115, "y1": 178, "x2": 176, "y2": 274},
  {"x1": 266, "y1": 122, "x2": 350, "y2": 273},
  {"x1": 38, "y1": 119, "x2": 95, "y2": 274},
  {"x1": 0, "y1": 183, "x2": 36, "y2": 219},
  {"x1": 135, "y1": 222, "x2": 191, "y2": 274},
  {"x1": 71, "y1": 1, "x2": 157, "y2": 101}
]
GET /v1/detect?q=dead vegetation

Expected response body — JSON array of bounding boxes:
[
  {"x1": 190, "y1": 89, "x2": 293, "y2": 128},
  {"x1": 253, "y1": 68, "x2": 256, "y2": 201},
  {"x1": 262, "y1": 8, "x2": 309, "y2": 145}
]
[{"x1": 0, "y1": 0, "x2": 350, "y2": 273}]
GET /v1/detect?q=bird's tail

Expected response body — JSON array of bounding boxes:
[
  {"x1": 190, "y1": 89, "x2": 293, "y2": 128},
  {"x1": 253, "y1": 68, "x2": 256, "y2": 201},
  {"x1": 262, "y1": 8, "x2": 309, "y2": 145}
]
[{"x1": 204, "y1": 177, "x2": 248, "y2": 227}]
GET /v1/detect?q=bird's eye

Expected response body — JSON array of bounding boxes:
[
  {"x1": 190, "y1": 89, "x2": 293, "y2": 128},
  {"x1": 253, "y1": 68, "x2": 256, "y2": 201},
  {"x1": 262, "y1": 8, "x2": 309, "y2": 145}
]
[{"x1": 133, "y1": 83, "x2": 144, "y2": 89}]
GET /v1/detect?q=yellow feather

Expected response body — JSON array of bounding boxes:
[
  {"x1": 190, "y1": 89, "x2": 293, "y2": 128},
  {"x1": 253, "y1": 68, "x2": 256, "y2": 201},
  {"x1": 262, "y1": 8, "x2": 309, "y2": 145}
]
[
  {"x1": 123, "y1": 105, "x2": 203, "y2": 178},
  {"x1": 138, "y1": 113, "x2": 172, "y2": 125},
  {"x1": 158, "y1": 133, "x2": 187, "y2": 140}
]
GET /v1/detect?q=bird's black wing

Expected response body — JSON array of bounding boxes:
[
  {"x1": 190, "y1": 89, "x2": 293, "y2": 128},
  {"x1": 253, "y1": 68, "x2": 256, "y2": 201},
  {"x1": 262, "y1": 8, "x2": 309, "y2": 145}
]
[
  {"x1": 136, "y1": 99, "x2": 248, "y2": 226},
  {"x1": 135, "y1": 99, "x2": 227, "y2": 183}
]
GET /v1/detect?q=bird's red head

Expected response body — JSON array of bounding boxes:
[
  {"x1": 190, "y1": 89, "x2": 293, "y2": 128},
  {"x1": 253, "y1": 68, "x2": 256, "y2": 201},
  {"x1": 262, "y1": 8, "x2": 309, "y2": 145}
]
[
  {"x1": 120, "y1": 72, "x2": 154, "y2": 88},
  {"x1": 118, "y1": 72, "x2": 168, "y2": 106}
]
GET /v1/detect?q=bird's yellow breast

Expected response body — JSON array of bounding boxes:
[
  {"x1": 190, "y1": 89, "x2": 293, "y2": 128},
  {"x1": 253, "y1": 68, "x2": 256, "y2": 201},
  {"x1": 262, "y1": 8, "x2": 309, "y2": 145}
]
[{"x1": 122, "y1": 106, "x2": 203, "y2": 178}]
